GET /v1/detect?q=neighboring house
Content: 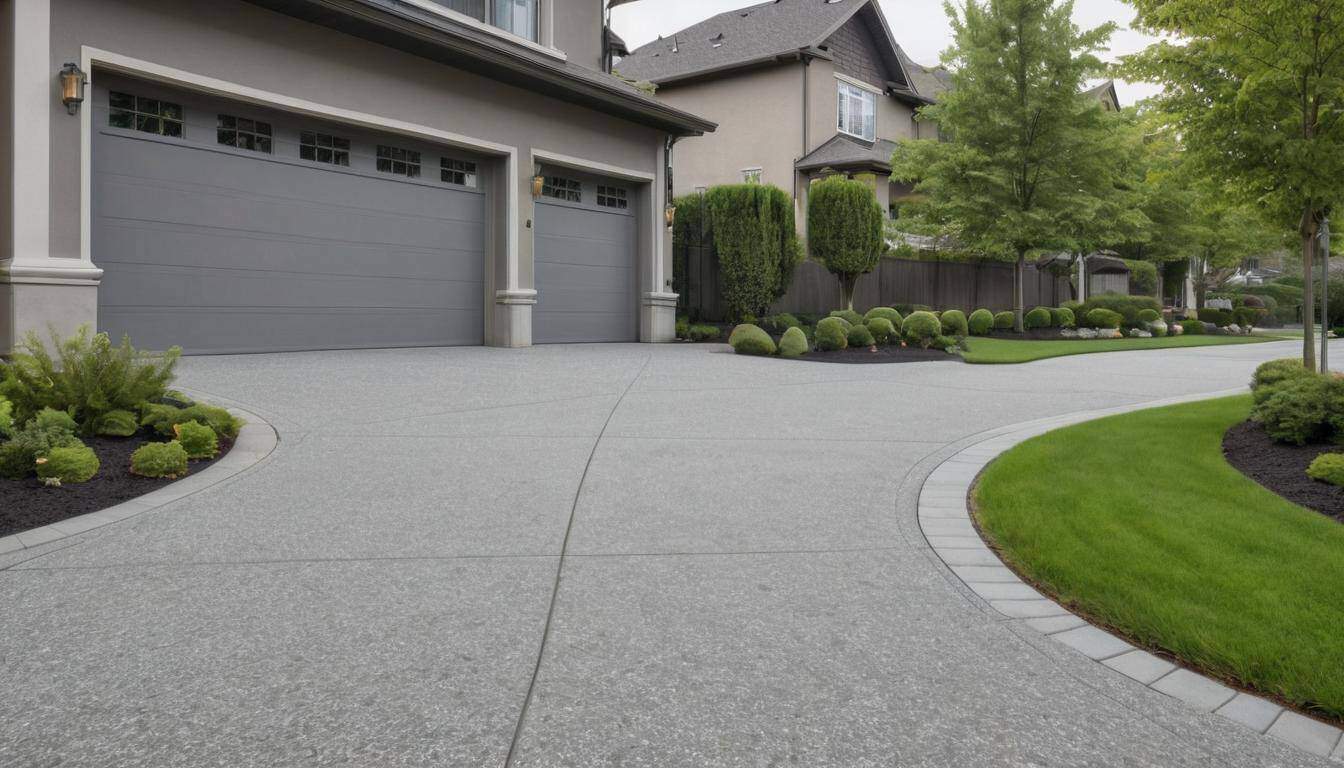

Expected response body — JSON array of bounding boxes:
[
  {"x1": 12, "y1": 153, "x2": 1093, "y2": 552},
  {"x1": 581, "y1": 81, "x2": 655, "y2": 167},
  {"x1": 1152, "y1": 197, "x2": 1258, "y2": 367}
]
[
  {"x1": 614, "y1": 0, "x2": 947, "y2": 234},
  {"x1": 0, "y1": 0, "x2": 714, "y2": 355}
]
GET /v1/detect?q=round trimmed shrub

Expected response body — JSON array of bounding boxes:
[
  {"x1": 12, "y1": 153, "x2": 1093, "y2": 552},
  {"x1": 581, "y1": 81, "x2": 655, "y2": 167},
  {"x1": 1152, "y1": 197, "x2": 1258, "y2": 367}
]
[
  {"x1": 34, "y1": 408, "x2": 78, "y2": 435},
  {"x1": 778, "y1": 326, "x2": 809, "y2": 358},
  {"x1": 1051, "y1": 307, "x2": 1076, "y2": 328},
  {"x1": 866, "y1": 317, "x2": 897, "y2": 345},
  {"x1": 1024, "y1": 307, "x2": 1053, "y2": 329},
  {"x1": 1307, "y1": 453, "x2": 1344, "y2": 486},
  {"x1": 92, "y1": 409, "x2": 139, "y2": 437},
  {"x1": 993, "y1": 311, "x2": 1015, "y2": 330},
  {"x1": 140, "y1": 403, "x2": 243, "y2": 440},
  {"x1": 939, "y1": 309, "x2": 968, "y2": 337},
  {"x1": 847, "y1": 323, "x2": 876, "y2": 348},
  {"x1": 815, "y1": 317, "x2": 849, "y2": 351},
  {"x1": 968, "y1": 309, "x2": 994, "y2": 336},
  {"x1": 728, "y1": 324, "x2": 777, "y2": 356},
  {"x1": 1148, "y1": 320, "x2": 1168, "y2": 337},
  {"x1": 174, "y1": 421, "x2": 219, "y2": 460},
  {"x1": 1137, "y1": 308, "x2": 1161, "y2": 324},
  {"x1": 902, "y1": 311, "x2": 942, "y2": 348},
  {"x1": 863, "y1": 307, "x2": 903, "y2": 327},
  {"x1": 760, "y1": 314, "x2": 800, "y2": 334},
  {"x1": 1252, "y1": 376, "x2": 1331, "y2": 445},
  {"x1": 934, "y1": 335, "x2": 959, "y2": 351},
  {"x1": 1253, "y1": 359, "x2": 1311, "y2": 396},
  {"x1": 1179, "y1": 319, "x2": 1206, "y2": 335},
  {"x1": 830, "y1": 309, "x2": 864, "y2": 326},
  {"x1": 131, "y1": 441, "x2": 190, "y2": 478},
  {"x1": 1086, "y1": 308, "x2": 1123, "y2": 330},
  {"x1": 34, "y1": 444, "x2": 100, "y2": 484},
  {"x1": 1242, "y1": 294, "x2": 1266, "y2": 309}
]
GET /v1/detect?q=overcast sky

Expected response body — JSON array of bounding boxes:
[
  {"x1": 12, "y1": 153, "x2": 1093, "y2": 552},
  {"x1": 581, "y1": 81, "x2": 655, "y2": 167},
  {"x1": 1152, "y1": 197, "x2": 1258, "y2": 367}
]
[{"x1": 610, "y1": 0, "x2": 1163, "y2": 105}]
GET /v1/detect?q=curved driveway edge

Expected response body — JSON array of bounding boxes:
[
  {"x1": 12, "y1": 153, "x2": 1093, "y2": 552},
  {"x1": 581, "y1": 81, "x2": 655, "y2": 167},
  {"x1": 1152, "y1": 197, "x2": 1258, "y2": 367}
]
[
  {"x1": 0, "y1": 400, "x2": 278, "y2": 556},
  {"x1": 918, "y1": 388, "x2": 1344, "y2": 764}
]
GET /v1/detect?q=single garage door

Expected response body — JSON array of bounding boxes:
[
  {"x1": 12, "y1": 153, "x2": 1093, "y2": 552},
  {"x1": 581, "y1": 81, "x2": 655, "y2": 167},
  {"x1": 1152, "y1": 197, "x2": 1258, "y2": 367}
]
[
  {"x1": 533, "y1": 167, "x2": 639, "y2": 343},
  {"x1": 93, "y1": 76, "x2": 487, "y2": 354}
]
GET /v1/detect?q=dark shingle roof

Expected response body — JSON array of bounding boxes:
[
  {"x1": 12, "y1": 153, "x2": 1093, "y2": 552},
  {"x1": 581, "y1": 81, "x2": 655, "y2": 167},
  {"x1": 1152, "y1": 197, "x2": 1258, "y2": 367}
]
[
  {"x1": 899, "y1": 50, "x2": 951, "y2": 101},
  {"x1": 795, "y1": 133, "x2": 898, "y2": 172},
  {"x1": 617, "y1": 0, "x2": 883, "y2": 86}
]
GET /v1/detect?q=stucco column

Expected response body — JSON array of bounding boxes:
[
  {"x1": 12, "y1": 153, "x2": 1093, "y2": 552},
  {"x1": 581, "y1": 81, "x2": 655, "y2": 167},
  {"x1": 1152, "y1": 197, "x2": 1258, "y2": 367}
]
[
  {"x1": 0, "y1": 0, "x2": 100, "y2": 353},
  {"x1": 641, "y1": 137, "x2": 676, "y2": 342},
  {"x1": 493, "y1": 151, "x2": 535, "y2": 347}
]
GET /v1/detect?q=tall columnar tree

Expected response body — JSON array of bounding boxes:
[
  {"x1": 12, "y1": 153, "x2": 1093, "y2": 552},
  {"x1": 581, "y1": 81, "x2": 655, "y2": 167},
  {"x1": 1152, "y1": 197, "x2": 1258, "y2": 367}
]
[
  {"x1": 1124, "y1": 0, "x2": 1344, "y2": 369},
  {"x1": 892, "y1": 0, "x2": 1135, "y2": 331},
  {"x1": 808, "y1": 175, "x2": 885, "y2": 311}
]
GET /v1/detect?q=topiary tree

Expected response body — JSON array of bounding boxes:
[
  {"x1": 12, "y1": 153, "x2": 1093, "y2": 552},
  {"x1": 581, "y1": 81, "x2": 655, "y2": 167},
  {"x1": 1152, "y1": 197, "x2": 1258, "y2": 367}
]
[
  {"x1": 688, "y1": 185, "x2": 803, "y2": 321},
  {"x1": 808, "y1": 176, "x2": 884, "y2": 311}
]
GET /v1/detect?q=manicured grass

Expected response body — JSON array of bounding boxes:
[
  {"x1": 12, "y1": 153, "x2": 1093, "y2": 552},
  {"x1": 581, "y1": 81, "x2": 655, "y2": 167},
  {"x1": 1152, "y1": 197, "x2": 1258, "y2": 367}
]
[
  {"x1": 959, "y1": 334, "x2": 1271, "y2": 364},
  {"x1": 974, "y1": 396, "x2": 1344, "y2": 720}
]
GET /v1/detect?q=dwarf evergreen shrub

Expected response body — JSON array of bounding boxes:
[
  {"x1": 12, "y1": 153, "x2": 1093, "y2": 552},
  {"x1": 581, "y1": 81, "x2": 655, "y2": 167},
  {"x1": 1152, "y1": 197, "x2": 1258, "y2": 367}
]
[
  {"x1": 130, "y1": 441, "x2": 190, "y2": 479},
  {"x1": 847, "y1": 323, "x2": 876, "y2": 348},
  {"x1": 815, "y1": 317, "x2": 849, "y2": 351},
  {"x1": 939, "y1": 309, "x2": 969, "y2": 337},
  {"x1": 92, "y1": 409, "x2": 139, "y2": 437},
  {"x1": 968, "y1": 309, "x2": 994, "y2": 336},
  {"x1": 174, "y1": 421, "x2": 220, "y2": 460},
  {"x1": 863, "y1": 307, "x2": 903, "y2": 327},
  {"x1": 1086, "y1": 308, "x2": 1124, "y2": 329},
  {"x1": 778, "y1": 326, "x2": 809, "y2": 358},
  {"x1": 993, "y1": 311, "x2": 1016, "y2": 330},
  {"x1": 867, "y1": 317, "x2": 897, "y2": 345},
  {"x1": 902, "y1": 311, "x2": 942, "y2": 347},
  {"x1": 35, "y1": 444, "x2": 100, "y2": 484},
  {"x1": 1025, "y1": 307, "x2": 1053, "y2": 329},
  {"x1": 728, "y1": 324, "x2": 777, "y2": 356},
  {"x1": 1307, "y1": 453, "x2": 1344, "y2": 486}
]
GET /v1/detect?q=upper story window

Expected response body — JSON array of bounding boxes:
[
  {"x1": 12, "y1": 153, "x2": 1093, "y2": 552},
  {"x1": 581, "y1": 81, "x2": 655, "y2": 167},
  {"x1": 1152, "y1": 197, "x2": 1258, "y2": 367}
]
[
  {"x1": 377, "y1": 145, "x2": 421, "y2": 178},
  {"x1": 300, "y1": 131, "x2": 351, "y2": 166},
  {"x1": 218, "y1": 115, "x2": 273, "y2": 154},
  {"x1": 837, "y1": 80, "x2": 877, "y2": 142},
  {"x1": 428, "y1": 0, "x2": 538, "y2": 43},
  {"x1": 543, "y1": 175, "x2": 581, "y2": 202},
  {"x1": 742, "y1": 168, "x2": 762, "y2": 184},
  {"x1": 109, "y1": 92, "x2": 184, "y2": 137}
]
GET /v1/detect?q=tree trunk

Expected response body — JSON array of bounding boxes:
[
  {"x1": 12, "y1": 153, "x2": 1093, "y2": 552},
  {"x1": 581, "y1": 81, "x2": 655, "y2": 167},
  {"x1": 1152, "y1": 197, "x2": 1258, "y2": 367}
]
[
  {"x1": 1302, "y1": 210, "x2": 1318, "y2": 371},
  {"x1": 842, "y1": 275, "x2": 857, "y2": 312},
  {"x1": 1013, "y1": 251, "x2": 1026, "y2": 333}
]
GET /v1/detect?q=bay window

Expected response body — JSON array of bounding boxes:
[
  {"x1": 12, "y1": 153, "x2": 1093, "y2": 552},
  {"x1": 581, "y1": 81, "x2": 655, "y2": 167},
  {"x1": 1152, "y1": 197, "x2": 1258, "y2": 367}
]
[{"x1": 837, "y1": 80, "x2": 877, "y2": 142}]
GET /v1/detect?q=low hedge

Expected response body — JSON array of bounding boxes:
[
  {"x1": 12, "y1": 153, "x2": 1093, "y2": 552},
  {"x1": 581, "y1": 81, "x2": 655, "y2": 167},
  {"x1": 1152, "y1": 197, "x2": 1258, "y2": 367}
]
[
  {"x1": 1198, "y1": 307, "x2": 1233, "y2": 327},
  {"x1": 688, "y1": 324, "x2": 721, "y2": 342},
  {"x1": 1180, "y1": 319, "x2": 1206, "y2": 335},
  {"x1": 1076, "y1": 294, "x2": 1162, "y2": 328},
  {"x1": 1086, "y1": 308, "x2": 1123, "y2": 330}
]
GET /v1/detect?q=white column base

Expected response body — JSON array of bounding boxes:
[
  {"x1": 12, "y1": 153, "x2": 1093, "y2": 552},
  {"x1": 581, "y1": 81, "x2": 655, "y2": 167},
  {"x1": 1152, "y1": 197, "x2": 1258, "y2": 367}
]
[
  {"x1": 492, "y1": 289, "x2": 537, "y2": 347},
  {"x1": 0, "y1": 267, "x2": 101, "y2": 354},
  {"x1": 640, "y1": 291, "x2": 679, "y2": 343}
]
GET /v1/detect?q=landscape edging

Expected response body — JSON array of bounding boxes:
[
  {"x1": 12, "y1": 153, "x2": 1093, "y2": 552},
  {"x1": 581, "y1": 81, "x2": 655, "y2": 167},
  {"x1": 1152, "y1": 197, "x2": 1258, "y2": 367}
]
[
  {"x1": 0, "y1": 400, "x2": 278, "y2": 556},
  {"x1": 918, "y1": 388, "x2": 1344, "y2": 763}
]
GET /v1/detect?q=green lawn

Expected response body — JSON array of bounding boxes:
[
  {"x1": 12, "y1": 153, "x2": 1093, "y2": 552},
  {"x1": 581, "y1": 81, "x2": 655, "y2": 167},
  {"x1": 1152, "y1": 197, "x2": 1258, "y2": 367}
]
[
  {"x1": 974, "y1": 396, "x2": 1344, "y2": 720},
  {"x1": 959, "y1": 334, "x2": 1272, "y2": 364}
]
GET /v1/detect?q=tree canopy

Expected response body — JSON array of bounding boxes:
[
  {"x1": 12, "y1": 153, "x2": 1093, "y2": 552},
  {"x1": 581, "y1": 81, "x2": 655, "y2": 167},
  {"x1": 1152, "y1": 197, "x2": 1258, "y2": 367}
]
[{"x1": 807, "y1": 175, "x2": 884, "y2": 311}]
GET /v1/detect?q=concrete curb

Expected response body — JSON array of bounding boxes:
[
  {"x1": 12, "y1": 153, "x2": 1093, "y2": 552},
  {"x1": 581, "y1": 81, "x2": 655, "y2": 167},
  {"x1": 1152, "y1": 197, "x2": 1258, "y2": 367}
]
[
  {"x1": 918, "y1": 388, "x2": 1344, "y2": 764},
  {"x1": 0, "y1": 398, "x2": 278, "y2": 556}
]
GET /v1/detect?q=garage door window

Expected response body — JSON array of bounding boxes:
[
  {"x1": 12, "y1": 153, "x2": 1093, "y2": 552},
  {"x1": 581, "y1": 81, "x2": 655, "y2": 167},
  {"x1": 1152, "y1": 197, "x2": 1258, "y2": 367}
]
[
  {"x1": 597, "y1": 185, "x2": 627, "y2": 210},
  {"x1": 108, "y1": 91, "x2": 183, "y2": 138},
  {"x1": 217, "y1": 115, "x2": 273, "y2": 154},
  {"x1": 543, "y1": 175, "x2": 582, "y2": 202},
  {"x1": 300, "y1": 131, "x2": 351, "y2": 166},
  {"x1": 377, "y1": 145, "x2": 421, "y2": 178},
  {"x1": 441, "y1": 158, "x2": 478, "y2": 187}
]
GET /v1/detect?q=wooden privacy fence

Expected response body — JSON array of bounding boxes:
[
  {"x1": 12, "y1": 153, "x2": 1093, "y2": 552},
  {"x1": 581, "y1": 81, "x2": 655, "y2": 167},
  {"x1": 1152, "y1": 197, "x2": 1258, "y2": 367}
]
[{"x1": 676, "y1": 246, "x2": 1073, "y2": 321}]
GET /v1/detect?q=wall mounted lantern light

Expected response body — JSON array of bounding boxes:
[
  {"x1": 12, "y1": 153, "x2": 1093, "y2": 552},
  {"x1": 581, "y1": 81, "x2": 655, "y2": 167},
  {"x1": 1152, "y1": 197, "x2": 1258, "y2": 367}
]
[
  {"x1": 59, "y1": 62, "x2": 87, "y2": 115},
  {"x1": 531, "y1": 163, "x2": 545, "y2": 199},
  {"x1": 664, "y1": 204, "x2": 676, "y2": 229}
]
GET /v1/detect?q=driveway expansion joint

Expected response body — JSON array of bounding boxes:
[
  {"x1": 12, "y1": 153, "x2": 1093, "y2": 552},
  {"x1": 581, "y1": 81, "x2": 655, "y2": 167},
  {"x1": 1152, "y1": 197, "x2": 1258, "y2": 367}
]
[{"x1": 917, "y1": 388, "x2": 1344, "y2": 764}]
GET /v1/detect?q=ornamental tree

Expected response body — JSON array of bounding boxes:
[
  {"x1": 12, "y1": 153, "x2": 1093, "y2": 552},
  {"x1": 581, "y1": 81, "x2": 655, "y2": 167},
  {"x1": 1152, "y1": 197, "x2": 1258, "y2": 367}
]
[
  {"x1": 1123, "y1": 0, "x2": 1344, "y2": 369},
  {"x1": 807, "y1": 175, "x2": 884, "y2": 311},
  {"x1": 892, "y1": 0, "x2": 1137, "y2": 331}
]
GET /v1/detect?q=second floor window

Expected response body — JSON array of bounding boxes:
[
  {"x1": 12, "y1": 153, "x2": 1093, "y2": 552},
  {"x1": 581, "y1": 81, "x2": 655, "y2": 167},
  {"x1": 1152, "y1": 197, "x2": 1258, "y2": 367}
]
[
  {"x1": 837, "y1": 80, "x2": 876, "y2": 142},
  {"x1": 742, "y1": 168, "x2": 762, "y2": 184},
  {"x1": 429, "y1": 0, "x2": 538, "y2": 43}
]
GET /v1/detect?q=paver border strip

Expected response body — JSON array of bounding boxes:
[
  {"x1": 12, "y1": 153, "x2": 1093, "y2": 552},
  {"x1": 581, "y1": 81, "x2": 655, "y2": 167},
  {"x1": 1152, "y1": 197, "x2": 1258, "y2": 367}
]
[
  {"x1": 0, "y1": 395, "x2": 278, "y2": 556},
  {"x1": 918, "y1": 387, "x2": 1344, "y2": 763}
]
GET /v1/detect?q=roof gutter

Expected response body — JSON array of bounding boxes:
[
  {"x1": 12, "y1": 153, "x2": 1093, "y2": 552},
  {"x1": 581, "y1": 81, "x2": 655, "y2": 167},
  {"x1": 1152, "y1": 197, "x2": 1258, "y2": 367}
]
[{"x1": 241, "y1": 0, "x2": 717, "y2": 136}]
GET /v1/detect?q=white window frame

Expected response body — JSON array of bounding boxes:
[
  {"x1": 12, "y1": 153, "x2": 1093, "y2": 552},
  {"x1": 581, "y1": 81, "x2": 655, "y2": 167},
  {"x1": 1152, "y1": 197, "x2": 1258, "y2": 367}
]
[
  {"x1": 836, "y1": 75, "x2": 879, "y2": 142},
  {"x1": 398, "y1": 0, "x2": 564, "y2": 60},
  {"x1": 741, "y1": 167, "x2": 762, "y2": 184}
]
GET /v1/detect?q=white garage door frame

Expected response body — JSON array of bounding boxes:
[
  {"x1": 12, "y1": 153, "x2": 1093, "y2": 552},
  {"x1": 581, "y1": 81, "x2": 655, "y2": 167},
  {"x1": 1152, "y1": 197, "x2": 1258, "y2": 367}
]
[{"x1": 76, "y1": 46, "x2": 525, "y2": 346}]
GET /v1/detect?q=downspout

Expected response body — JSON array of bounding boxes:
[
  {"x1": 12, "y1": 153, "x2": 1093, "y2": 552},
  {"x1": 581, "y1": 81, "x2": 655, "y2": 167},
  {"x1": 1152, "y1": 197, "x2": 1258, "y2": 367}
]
[
  {"x1": 798, "y1": 53, "x2": 810, "y2": 244},
  {"x1": 665, "y1": 134, "x2": 678, "y2": 292}
]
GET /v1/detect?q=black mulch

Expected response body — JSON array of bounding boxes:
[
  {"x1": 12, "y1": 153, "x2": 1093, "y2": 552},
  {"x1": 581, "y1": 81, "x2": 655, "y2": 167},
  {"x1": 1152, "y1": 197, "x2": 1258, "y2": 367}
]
[
  {"x1": 0, "y1": 433, "x2": 233, "y2": 538},
  {"x1": 1222, "y1": 420, "x2": 1344, "y2": 523},
  {"x1": 782, "y1": 344, "x2": 957, "y2": 364}
]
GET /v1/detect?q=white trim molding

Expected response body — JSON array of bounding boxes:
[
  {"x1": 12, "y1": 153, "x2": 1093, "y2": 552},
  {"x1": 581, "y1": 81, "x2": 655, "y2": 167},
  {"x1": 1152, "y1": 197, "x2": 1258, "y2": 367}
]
[
  {"x1": 834, "y1": 72, "x2": 884, "y2": 95},
  {"x1": 530, "y1": 148, "x2": 656, "y2": 182},
  {"x1": 6, "y1": 0, "x2": 52, "y2": 271}
]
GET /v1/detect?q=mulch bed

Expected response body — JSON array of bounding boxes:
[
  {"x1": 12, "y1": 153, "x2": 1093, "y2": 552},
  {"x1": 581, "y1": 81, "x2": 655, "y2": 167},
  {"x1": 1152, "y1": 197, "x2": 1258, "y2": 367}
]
[
  {"x1": 0, "y1": 433, "x2": 233, "y2": 538},
  {"x1": 1223, "y1": 420, "x2": 1344, "y2": 523},
  {"x1": 783, "y1": 344, "x2": 956, "y2": 364}
]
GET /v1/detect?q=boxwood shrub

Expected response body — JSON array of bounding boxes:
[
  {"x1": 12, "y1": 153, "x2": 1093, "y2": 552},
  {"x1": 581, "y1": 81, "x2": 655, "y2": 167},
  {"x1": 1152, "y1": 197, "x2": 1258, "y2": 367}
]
[
  {"x1": 141, "y1": 403, "x2": 242, "y2": 440},
  {"x1": 1252, "y1": 376, "x2": 1333, "y2": 445},
  {"x1": 1136, "y1": 308, "x2": 1161, "y2": 324},
  {"x1": 1024, "y1": 307, "x2": 1053, "y2": 329},
  {"x1": 1198, "y1": 307, "x2": 1233, "y2": 327},
  {"x1": 1076, "y1": 294, "x2": 1162, "y2": 328},
  {"x1": 35, "y1": 444, "x2": 100, "y2": 484},
  {"x1": 688, "y1": 324, "x2": 721, "y2": 342},
  {"x1": 902, "y1": 311, "x2": 942, "y2": 348},
  {"x1": 728, "y1": 324, "x2": 776, "y2": 356},
  {"x1": 1179, "y1": 319, "x2": 1206, "y2": 335},
  {"x1": 131, "y1": 440, "x2": 190, "y2": 479},
  {"x1": 778, "y1": 326, "x2": 809, "y2": 358},
  {"x1": 815, "y1": 317, "x2": 849, "y2": 351},
  {"x1": 863, "y1": 307, "x2": 903, "y2": 327},
  {"x1": 174, "y1": 421, "x2": 220, "y2": 460},
  {"x1": 992, "y1": 311, "x2": 1015, "y2": 330},
  {"x1": 1252, "y1": 359, "x2": 1312, "y2": 399},
  {"x1": 1086, "y1": 308, "x2": 1123, "y2": 330},
  {"x1": 967, "y1": 309, "x2": 994, "y2": 336},
  {"x1": 1051, "y1": 307, "x2": 1076, "y2": 328},
  {"x1": 866, "y1": 317, "x2": 897, "y2": 345},
  {"x1": 939, "y1": 309, "x2": 968, "y2": 337},
  {"x1": 847, "y1": 323, "x2": 876, "y2": 347},
  {"x1": 92, "y1": 409, "x2": 139, "y2": 437},
  {"x1": 1307, "y1": 453, "x2": 1344, "y2": 486},
  {"x1": 830, "y1": 309, "x2": 864, "y2": 326}
]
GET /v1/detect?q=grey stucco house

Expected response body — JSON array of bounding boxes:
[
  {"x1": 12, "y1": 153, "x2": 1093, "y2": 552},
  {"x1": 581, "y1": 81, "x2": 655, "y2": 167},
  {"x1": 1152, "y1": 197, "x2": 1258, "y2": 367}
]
[
  {"x1": 0, "y1": 0, "x2": 714, "y2": 354},
  {"x1": 614, "y1": 0, "x2": 947, "y2": 235}
]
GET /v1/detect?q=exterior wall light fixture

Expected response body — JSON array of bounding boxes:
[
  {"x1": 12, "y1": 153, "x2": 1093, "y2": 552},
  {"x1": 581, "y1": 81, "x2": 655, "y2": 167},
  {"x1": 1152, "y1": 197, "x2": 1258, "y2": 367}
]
[{"x1": 60, "y1": 62, "x2": 87, "y2": 115}]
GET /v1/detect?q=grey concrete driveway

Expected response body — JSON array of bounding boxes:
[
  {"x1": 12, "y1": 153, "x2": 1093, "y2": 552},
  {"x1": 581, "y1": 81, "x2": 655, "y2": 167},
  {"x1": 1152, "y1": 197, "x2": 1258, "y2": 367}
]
[{"x1": 0, "y1": 339, "x2": 1335, "y2": 767}]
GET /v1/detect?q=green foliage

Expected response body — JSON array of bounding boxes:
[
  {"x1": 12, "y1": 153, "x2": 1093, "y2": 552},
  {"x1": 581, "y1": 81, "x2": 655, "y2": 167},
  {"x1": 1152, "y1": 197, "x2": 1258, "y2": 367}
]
[
  {"x1": 0, "y1": 416, "x2": 82, "y2": 479},
  {"x1": 688, "y1": 324, "x2": 721, "y2": 342},
  {"x1": 992, "y1": 311, "x2": 1016, "y2": 330},
  {"x1": 829, "y1": 309, "x2": 864, "y2": 326},
  {"x1": 685, "y1": 185, "x2": 802, "y2": 320},
  {"x1": 1024, "y1": 307, "x2": 1053, "y2": 329},
  {"x1": 808, "y1": 176, "x2": 885, "y2": 310},
  {"x1": 778, "y1": 326, "x2": 809, "y2": 358},
  {"x1": 141, "y1": 403, "x2": 243, "y2": 440},
  {"x1": 1086, "y1": 308, "x2": 1124, "y2": 329},
  {"x1": 675, "y1": 316, "x2": 689, "y2": 340},
  {"x1": 1232, "y1": 306, "x2": 1265, "y2": 328},
  {"x1": 728, "y1": 324, "x2": 776, "y2": 356},
  {"x1": 863, "y1": 307, "x2": 904, "y2": 327},
  {"x1": 934, "y1": 335, "x2": 960, "y2": 351},
  {"x1": 759, "y1": 313, "x2": 801, "y2": 334},
  {"x1": 866, "y1": 317, "x2": 898, "y2": 345},
  {"x1": 1198, "y1": 308, "x2": 1233, "y2": 327},
  {"x1": 91, "y1": 409, "x2": 139, "y2": 437},
  {"x1": 0, "y1": 396, "x2": 11, "y2": 438},
  {"x1": 814, "y1": 317, "x2": 849, "y2": 351},
  {"x1": 1307, "y1": 453, "x2": 1344, "y2": 486},
  {"x1": 1077, "y1": 294, "x2": 1163, "y2": 327},
  {"x1": 1051, "y1": 307, "x2": 1076, "y2": 328},
  {"x1": 939, "y1": 309, "x2": 969, "y2": 337},
  {"x1": 34, "y1": 444, "x2": 100, "y2": 484},
  {"x1": 174, "y1": 421, "x2": 219, "y2": 460},
  {"x1": 1137, "y1": 308, "x2": 1161, "y2": 324},
  {"x1": 902, "y1": 311, "x2": 943, "y2": 347},
  {"x1": 0, "y1": 325, "x2": 180, "y2": 433},
  {"x1": 1149, "y1": 320, "x2": 1169, "y2": 337},
  {"x1": 847, "y1": 323, "x2": 876, "y2": 347},
  {"x1": 968, "y1": 309, "x2": 995, "y2": 335},
  {"x1": 1252, "y1": 376, "x2": 1332, "y2": 445},
  {"x1": 130, "y1": 441, "x2": 190, "y2": 479},
  {"x1": 33, "y1": 407, "x2": 77, "y2": 435},
  {"x1": 1123, "y1": 259, "x2": 1159, "y2": 295},
  {"x1": 1252, "y1": 359, "x2": 1312, "y2": 401},
  {"x1": 1180, "y1": 319, "x2": 1207, "y2": 335}
]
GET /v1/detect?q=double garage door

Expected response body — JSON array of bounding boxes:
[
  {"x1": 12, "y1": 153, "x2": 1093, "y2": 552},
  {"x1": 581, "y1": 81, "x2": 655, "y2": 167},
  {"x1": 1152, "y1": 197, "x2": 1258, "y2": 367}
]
[{"x1": 93, "y1": 76, "x2": 638, "y2": 353}]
